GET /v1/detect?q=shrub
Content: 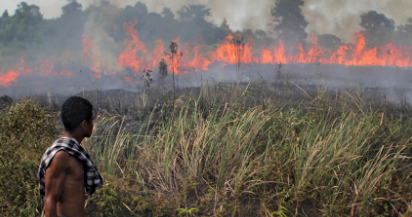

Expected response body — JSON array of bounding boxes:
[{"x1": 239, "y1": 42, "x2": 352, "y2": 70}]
[{"x1": 0, "y1": 100, "x2": 56, "y2": 217}]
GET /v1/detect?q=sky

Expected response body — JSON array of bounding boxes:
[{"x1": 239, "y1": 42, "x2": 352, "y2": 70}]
[{"x1": 1, "y1": 0, "x2": 412, "y2": 42}]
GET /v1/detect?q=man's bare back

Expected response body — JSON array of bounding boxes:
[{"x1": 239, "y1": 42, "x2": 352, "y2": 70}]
[{"x1": 45, "y1": 151, "x2": 87, "y2": 217}]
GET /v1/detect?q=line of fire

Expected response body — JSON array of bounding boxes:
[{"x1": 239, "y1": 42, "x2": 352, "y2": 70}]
[{"x1": 1, "y1": 2, "x2": 412, "y2": 89}]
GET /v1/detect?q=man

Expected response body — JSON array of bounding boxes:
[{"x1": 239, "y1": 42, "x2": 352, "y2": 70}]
[{"x1": 37, "y1": 96, "x2": 103, "y2": 217}]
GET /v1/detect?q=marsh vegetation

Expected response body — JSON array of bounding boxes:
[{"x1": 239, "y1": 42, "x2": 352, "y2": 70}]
[{"x1": 1, "y1": 80, "x2": 412, "y2": 217}]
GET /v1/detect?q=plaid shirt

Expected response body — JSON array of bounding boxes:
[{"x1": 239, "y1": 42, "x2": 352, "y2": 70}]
[{"x1": 37, "y1": 137, "x2": 103, "y2": 199}]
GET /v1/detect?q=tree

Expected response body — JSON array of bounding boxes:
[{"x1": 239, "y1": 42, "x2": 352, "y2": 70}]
[
  {"x1": 162, "y1": 7, "x2": 174, "y2": 20},
  {"x1": 62, "y1": 0, "x2": 82, "y2": 16},
  {"x1": 220, "y1": 18, "x2": 230, "y2": 30},
  {"x1": 134, "y1": 2, "x2": 148, "y2": 15},
  {"x1": 253, "y1": 29, "x2": 273, "y2": 48},
  {"x1": 396, "y1": 18, "x2": 412, "y2": 46},
  {"x1": 158, "y1": 58, "x2": 168, "y2": 79},
  {"x1": 177, "y1": 4, "x2": 211, "y2": 23},
  {"x1": 360, "y1": 10, "x2": 395, "y2": 47},
  {"x1": 168, "y1": 41, "x2": 182, "y2": 106},
  {"x1": 0, "y1": 2, "x2": 44, "y2": 45},
  {"x1": 58, "y1": 0, "x2": 85, "y2": 39},
  {"x1": 215, "y1": 18, "x2": 231, "y2": 40},
  {"x1": 271, "y1": 0, "x2": 308, "y2": 47},
  {"x1": 318, "y1": 34, "x2": 343, "y2": 50},
  {"x1": 2, "y1": 10, "x2": 9, "y2": 20},
  {"x1": 176, "y1": 5, "x2": 216, "y2": 44},
  {"x1": 0, "y1": 10, "x2": 8, "y2": 26}
]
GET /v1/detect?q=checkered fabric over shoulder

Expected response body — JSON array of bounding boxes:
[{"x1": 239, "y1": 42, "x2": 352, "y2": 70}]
[{"x1": 37, "y1": 137, "x2": 103, "y2": 199}]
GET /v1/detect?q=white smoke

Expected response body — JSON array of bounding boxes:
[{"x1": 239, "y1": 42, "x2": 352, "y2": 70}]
[
  {"x1": 2, "y1": 0, "x2": 412, "y2": 42},
  {"x1": 304, "y1": 0, "x2": 412, "y2": 42},
  {"x1": 82, "y1": 3, "x2": 123, "y2": 74}
]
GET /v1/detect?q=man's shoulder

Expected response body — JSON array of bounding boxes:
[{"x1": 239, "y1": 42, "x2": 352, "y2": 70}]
[
  {"x1": 45, "y1": 151, "x2": 72, "y2": 175},
  {"x1": 51, "y1": 151, "x2": 76, "y2": 166},
  {"x1": 53, "y1": 150, "x2": 72, "y2": 160}
]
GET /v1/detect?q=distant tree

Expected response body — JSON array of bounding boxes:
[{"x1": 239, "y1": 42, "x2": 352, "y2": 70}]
[
  {"x1": 168, "y1": 41, "x2": 182, "y2": 104},
  {"x1": 0, "y1": 10, "x2": 7, "y2": 26},
  {"x1": 123, "y1": 5, "x2": 136, "y2": 22},
  {"x1": 62, "y1": 0, "x2": 82, "y2": 16},
  {"x1": 2, "y1": 10, "x2": 9, "y2": 20},
  {"x1": 254, "y1": 29, "x2": 273, "y2": 47},
  {"x1": 220, "y1": 18, "x2": 230, "y2": 30},
  {"x1": 396, "y1": 18, "x2": 412, "y2": 46},
  {"x1": 100, "y1": 0, "x2": 111, "y2": 8},
  {"x1": 242, "y1": 29, "x2": 253, "y2": 38},
  {"x1": 134, "y1": 2, "x2": 148, "y2": 15},
  {"x1": 360, "y1": 10, "x2": 395, "y2": 47},
  {"x1": 0, "y1": 2, "x2": 43, "y2": 45},
  {"x1": 0, "y1": 10, "x2": 9, "y2": 26},
  {"x1": 121, "y1": 1, "x2": 149, "y2": 30},
  {"x1": 119, "y1": 2, "x2": 177, "y2": 43},
  {"x1": 158, "y1": 58, "x2": 168, "y2": 90},
  {"x1": 162, "y1": 7, "x2": 174, "y2": 20},
  {"x1": 318, "y1": 34, "x2": 343, "y2": 50},
  {"x1": 57, "y1": 0, "x2": 85, "y2": 39},
  {"x1": 176, "y1": 5, "x2": 217, "y2": 44},
  {"x1": 215, "y1": 18, "x2": 231, "y2": 39},
  {"x1": 177, "y1": 5, "x2": 211, "y2": 22},
  {"x1": 122, "y1": 2, "x2": 149, "y2": 22},
  {"x1": 159, "y1": 58, "x2": 168, "y2": 79},
  {"x1": 255, "y1": 29, "x2": 267, "y2": 39},
  {"x1": 271, "y1": 0, "x2": 308, "y2": 47}
]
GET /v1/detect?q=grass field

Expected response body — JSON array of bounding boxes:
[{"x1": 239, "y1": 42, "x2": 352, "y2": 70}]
[{"x1": 1, "y1": 81, "x2": 412, "y2": 216}]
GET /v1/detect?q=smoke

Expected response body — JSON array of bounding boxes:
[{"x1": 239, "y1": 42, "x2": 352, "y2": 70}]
[
  {"x1": 83, "y1": 3, "x2": 122, "y2": 74},
  {"x1": 0, "y1": 1, "x2": 65, "y2": 18},
  {"x1": 78, "y1": 0, "x2": 273, "y2": 32},
  {"x1": 304, "y1": 0, "x2": 412, "y2": 42},
  {"x1": 3, "y1": 0, "x2": 412, "y2": 42}
]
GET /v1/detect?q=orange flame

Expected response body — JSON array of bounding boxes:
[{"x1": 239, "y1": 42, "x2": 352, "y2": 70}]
[
  {"x1": 3, "y1": 19, "x2": 412, "y2": 88},
  {"x1": 0, "y1": 70, "x2": 20, "y2": 87},
  {"x1": 117, "y1": 19, "x2": 147, "y2": 75}
]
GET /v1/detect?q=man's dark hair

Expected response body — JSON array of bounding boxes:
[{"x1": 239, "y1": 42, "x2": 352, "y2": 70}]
[{"x1": 61, "y1": 96, "x2": 93, "y2": 132}]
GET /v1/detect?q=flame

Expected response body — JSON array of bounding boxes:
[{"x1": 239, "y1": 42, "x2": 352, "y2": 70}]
[
  {"x1": 0, "y1": 70, "x2": 20, "y2": 87},
  {"x1": 2, "y1": 19, "x2": 412, "y2": 88},
  {"x1": 0, "y1": 57, "x2": 74, "y2": 87},
  {"x1": 95, "y1": 21, "x2": 412, "y2": 81},
  {"x1": 117, "y1": 19, "x2": 147, "y2": 75}
]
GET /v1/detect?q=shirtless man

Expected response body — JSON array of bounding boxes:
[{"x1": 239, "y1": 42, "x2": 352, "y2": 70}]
[{"x1": 37, "y1": 96, "x2": 103, "y2": 217}]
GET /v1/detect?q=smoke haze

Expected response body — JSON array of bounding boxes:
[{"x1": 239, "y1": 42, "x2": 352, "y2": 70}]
[
  {"x1": 2, "y1": 0, "x2": 412, "y2": 42},
  {"x1": 1, "y1": 0, "x2": 412, "y2": 99}
]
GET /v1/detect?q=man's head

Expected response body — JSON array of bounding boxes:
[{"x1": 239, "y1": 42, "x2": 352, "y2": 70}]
[{"x1": 61, "y1": 96, "x2": 94, "y2": 137}]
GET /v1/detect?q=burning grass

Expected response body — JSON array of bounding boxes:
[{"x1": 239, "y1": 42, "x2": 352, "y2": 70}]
[
  {"x1": 2, "y1": 19, "x2": 412, "y2": 89},
  {"x1": 1, "y1": 83, "x2": 412, "y2": 216}
]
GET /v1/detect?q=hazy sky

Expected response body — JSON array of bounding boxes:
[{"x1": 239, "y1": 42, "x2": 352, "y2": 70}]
[{"x1": 1, "y1": 0, "x2": 412, "y2": 42}]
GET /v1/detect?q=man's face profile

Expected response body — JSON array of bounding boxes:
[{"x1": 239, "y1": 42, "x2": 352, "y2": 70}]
[{"x1": 83, "y1": 112, "x2": 94, "y2": 138}]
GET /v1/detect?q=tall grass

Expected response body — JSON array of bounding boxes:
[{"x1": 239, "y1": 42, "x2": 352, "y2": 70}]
[
  {"x1": 1, "y1": 82, "x2": 412, "y2": 216},
  {"x1": 80, "y1": 84, "x2": 412, "y2": 216}
]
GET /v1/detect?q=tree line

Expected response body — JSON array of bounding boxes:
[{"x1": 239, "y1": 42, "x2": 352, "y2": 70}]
[{"x1": 0, "y1": 0, "x2": 412, "y2": 60}]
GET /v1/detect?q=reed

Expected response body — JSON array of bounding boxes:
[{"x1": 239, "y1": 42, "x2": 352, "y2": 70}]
[{"x1": 2, "y1": 83, "x2": 412, "y2": 216}]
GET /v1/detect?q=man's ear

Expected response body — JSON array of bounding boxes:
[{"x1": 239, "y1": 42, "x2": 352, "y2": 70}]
[{"x1": 81, "y1": 120, "x2": 87, "y2": 129}]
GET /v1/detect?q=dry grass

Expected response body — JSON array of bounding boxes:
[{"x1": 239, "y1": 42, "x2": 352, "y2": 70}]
[{"x1": 2, "y1": 82, "x2": 412, "y2": 216}]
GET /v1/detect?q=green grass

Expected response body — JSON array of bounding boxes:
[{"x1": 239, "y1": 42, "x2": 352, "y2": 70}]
[{"x1": 1, "y1": 84, "x2": 412, "y2": 216}]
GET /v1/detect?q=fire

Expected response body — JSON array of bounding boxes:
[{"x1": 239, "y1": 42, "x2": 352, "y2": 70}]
[
  {"x1": 0, "y1": 70, "x2": 20, "y2": 87},
  {"x1": 117, "y1": 19, "x2": 147, "y2": 76},
  {"x1": 85, "y1": 20, "x2": 412, "y2": 82},
  {"x1": 40, "y1": 59, "x2": 72, "y2": 76},
  {"x1": 2, "y1": 19, "x2": 412, "y2": 88},
  {"x1": 0, "y1": 56, "x2": 73, "y2": 88}
]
